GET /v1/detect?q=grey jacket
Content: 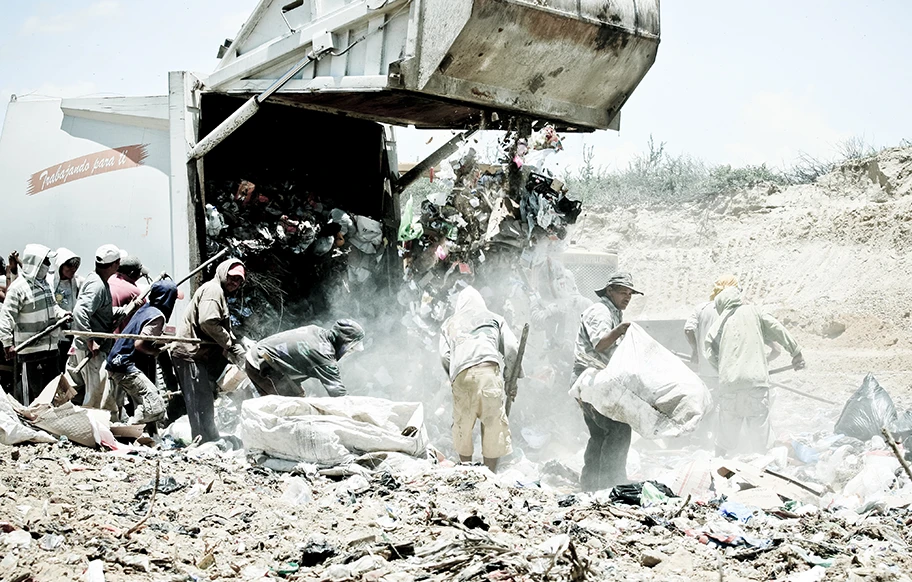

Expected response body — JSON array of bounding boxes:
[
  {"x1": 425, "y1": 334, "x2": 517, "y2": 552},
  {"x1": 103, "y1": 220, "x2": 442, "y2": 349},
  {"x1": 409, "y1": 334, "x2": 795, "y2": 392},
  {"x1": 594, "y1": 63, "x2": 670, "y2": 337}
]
[{"x1": 439, "y1": 287, "x2": 519, "y2": 382}]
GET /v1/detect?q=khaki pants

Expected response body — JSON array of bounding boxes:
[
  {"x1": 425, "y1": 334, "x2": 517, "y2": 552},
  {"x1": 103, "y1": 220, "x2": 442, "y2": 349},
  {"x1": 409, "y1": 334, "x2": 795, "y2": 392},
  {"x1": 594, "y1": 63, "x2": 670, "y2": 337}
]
[
  {"x1": 715, "y1": 387, "x2": 772, "y2": 456},
  {"x1": 451, "y1": 363, "x2": 512, "y2": 459},
  {"x1": 109, "y1": 370, "x2": 165, "y2": 423}
]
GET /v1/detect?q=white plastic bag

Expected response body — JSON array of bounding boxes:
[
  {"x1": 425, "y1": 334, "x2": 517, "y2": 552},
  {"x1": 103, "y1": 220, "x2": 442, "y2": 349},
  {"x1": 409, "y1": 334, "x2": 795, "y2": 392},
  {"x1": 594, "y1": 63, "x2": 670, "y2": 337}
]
[{"x1": 569, "y1": 323, "x2": 711, "y2": 438}]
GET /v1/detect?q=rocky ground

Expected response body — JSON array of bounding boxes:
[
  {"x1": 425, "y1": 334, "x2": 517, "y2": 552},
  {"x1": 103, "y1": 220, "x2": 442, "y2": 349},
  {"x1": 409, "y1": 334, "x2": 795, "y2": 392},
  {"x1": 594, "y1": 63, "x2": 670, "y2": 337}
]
[{"x1": 3, "y1": 147, "x2": 912, "y2": 582}]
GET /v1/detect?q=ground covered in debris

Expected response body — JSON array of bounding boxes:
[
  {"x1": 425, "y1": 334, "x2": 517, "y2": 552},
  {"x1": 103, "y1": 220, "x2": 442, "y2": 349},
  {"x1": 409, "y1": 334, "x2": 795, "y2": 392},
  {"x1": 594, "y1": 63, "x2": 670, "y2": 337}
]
[
  {"x1": 4, "y1": 146, "x2": 912, "y2": 582},
  {"x1": 2, "y1": 440, "x2": 911, "y2": 582}
]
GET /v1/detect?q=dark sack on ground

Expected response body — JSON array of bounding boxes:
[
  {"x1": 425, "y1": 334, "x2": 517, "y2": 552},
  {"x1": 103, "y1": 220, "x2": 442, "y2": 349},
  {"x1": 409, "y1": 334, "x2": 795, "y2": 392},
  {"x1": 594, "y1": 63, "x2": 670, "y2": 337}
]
[{"x1": 834, "y1": 374, "x2": 897, "y2": 441}]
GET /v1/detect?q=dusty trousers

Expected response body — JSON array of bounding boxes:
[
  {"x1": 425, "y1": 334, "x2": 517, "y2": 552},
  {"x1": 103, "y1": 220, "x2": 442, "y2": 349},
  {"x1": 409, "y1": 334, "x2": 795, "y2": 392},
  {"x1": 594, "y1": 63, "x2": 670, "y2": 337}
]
[
  {"x1": 15, "y1": 349, "x2": 59, "y2": 405},
  {"x1": 244, "y1": 360, "x2": 303, "y2": 397},
  {"x1": 580, "y1": 401, "x2": 631, "y2": 492},
  {"x1": 451, "y1": 363, "x2": 512, "y2": 460},
  {"x1": 172, "y1": 357, "x2": 221, "y2": 443},
  {"x1": 714, "y1": 386, "x2": 772, "y2": 456}
]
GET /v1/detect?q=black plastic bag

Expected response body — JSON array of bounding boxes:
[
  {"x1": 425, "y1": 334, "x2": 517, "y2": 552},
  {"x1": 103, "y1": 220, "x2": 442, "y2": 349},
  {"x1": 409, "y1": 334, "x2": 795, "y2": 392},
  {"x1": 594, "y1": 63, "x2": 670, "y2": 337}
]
[
  {"x1": 609, "y1": 481, "x2": 676, "y2": 505},
  {"x1": 888, "y1": 410, "x2": 912, "y2": 440},
  {"x1": 834, "y1": 374, "x2": 897, "y2": 441}
]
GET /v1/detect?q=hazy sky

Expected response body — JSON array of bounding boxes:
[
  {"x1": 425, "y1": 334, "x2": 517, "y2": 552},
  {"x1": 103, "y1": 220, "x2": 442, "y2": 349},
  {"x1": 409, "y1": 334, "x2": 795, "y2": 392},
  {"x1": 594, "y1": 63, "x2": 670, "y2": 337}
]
[{"x1": 1, "y1": 1, "x2": 909, "y2": 173}]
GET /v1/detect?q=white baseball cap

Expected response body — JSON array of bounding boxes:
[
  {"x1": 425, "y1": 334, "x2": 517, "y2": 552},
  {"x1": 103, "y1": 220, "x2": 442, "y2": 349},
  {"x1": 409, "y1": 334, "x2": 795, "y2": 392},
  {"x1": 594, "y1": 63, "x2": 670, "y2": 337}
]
[{"x1": 95, "y1": 244, "x2": 122, "y2": 264}]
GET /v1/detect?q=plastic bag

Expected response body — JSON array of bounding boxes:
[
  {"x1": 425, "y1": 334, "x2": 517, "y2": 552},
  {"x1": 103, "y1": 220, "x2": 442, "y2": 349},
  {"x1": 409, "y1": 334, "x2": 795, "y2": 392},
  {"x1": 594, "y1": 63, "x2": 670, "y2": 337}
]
[
  {"x1": 568, "y1": 324, "x2": 712, "y2": 438},
  {"x1": 888, "y1": 410, "x2": 912, "y2": 440},
  {"x1": 397, "y1": 197, "x2": 423, "y2": 242},
  {"x1": 833, "y1": 374, "x2": 897, "y2": 441},
  {"x1": 609, "y1": 480, "x2": 675, "y2": 505}
]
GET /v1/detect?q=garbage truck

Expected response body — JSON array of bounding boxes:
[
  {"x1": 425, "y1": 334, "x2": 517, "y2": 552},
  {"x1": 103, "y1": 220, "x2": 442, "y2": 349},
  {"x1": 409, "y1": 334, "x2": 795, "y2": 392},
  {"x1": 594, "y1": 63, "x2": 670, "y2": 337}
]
[{"x1": 0, "y1": 0, "x2": 660, "y2": 314}]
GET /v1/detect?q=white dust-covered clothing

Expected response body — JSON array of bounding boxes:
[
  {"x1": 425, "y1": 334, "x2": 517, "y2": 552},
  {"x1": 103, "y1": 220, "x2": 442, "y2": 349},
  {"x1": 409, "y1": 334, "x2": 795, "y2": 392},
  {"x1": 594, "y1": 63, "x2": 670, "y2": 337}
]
[
  {"x1": 703, "y1": 287, "x2": 801, "y2": 391},
  {"x1": 439, "y1": 287, "x2": 519, "y2": 382},
  {"x1": 572, "y1": 296, "x2": 622, "y2": 379},
  {"x1": 684, "y1": 301, "x2": 719, "y2": 378}
]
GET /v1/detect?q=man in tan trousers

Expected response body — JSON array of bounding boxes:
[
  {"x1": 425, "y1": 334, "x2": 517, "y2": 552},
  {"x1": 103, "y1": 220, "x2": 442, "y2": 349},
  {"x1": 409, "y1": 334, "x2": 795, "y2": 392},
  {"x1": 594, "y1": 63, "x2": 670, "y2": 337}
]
[{"x1": 440, "y1": 286, "x2": 520, "y2": 473}]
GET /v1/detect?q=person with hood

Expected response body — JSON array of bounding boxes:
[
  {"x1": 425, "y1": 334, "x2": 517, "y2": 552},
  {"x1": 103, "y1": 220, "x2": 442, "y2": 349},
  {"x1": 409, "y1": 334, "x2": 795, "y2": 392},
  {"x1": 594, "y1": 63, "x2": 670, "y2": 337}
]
[
  {"x1": 245, "y1": 320, "x2": 365, "y2": 398},
  {"x1": 0, "y1": 244, "x2": 70, "y2": 404},
  {"x1": 703, "y1": 286, "x2": 805, "y2": 456},
  {"x1": 572, "y1": 271, "x2": 643, "y2": 491},
  {"x1": 70, "y1": 244, "x2": 141, "y2": 410},
  {"x1": 171, "y1": 258, "x2": 247, "y2": 443},
  {"x1": 684, "y1": 275, "x2": 740, "y2": 390},
  {"x1": 440, "y1": 286, "x2": 519, "y2": 473},
  {"x1": 48, "y1": 248, "x2": 84, "y2": 373},
  {"x1": 106, "y1": 280, "x2": 178, "y2": 424}
]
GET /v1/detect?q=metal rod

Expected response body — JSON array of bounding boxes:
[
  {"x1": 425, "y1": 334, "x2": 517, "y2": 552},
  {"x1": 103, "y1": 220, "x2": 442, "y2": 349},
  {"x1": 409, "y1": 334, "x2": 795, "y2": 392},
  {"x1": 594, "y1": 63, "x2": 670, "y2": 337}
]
[
  {"x1": 176, "y1": 247, "x2": 230, "y2": 287},
  {"x1": 394, "y1": 130, "x2": 478, "y2": 195},
  {"x1": 769, "y1": 381, "x2": 838, "y2": 406}
]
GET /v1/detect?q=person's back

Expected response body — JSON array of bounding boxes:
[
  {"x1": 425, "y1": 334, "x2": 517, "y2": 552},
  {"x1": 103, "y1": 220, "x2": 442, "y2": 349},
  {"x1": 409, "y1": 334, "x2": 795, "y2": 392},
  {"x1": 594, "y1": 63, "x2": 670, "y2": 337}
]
[{"x1": 441, "y1": 287, "x2": 508, "y2": 381}]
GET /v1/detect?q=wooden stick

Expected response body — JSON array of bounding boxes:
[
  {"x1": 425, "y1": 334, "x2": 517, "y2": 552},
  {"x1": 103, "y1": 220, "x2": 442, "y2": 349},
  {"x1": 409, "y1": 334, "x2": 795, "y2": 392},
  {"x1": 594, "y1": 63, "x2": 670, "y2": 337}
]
[
  {"x1": 504, "y1": 323, "x2": 529, "y2": 417},
  {"x1": 882, "y1": 427, "x2": 912, "y2": 482},
  {"x1": 64, "y1": 330, "x2": 212, "y2": 344},
  {"x1": 13, "y1": 317, "x2": 69, "y2": 352},
  {"x1": 124, "y1": 458, "x2": 160, "y2": 538}
]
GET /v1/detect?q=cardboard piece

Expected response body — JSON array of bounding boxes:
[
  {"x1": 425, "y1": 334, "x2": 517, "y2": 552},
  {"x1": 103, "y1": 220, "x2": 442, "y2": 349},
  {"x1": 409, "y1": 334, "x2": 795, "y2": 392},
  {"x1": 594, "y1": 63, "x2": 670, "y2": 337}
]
[
  {"x1": 717, "y1": 460, "x2": 822, "y2": 505},
  {"x1": 728, "y1": 487, "x2": 784, "y2": 510}
]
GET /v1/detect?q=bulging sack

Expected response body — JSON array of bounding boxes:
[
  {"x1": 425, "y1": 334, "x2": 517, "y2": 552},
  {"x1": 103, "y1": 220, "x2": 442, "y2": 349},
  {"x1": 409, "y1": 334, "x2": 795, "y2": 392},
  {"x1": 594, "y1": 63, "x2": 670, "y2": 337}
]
[
  {"x1": 569, "y1": 323, "x2": 711, "y2": 438},
  {"x1": 240, "y1": 395, "x2": 429, "y2": 466},
  {"x1": 834, "y1": 374, "x2": 897, "y2": 441}
]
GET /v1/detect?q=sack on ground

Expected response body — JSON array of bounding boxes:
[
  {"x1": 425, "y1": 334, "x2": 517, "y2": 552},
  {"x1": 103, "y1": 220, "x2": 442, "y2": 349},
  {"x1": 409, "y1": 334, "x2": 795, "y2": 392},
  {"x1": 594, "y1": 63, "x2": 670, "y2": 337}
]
[
  {"x1": 834, "y1": 373, "x2": 897, "y2": 441},
  {"x1": 240, "y1": 395, "x2": 429, "y2": 466},
  {"x1": 568, "y1": 323, "x2": 711, "y2": 438}
]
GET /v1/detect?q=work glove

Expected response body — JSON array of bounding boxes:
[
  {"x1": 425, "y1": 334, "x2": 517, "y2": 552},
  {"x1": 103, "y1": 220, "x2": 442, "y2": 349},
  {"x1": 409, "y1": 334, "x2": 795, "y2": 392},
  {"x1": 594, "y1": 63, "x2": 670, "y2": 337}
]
[
  {"x1": 3, "y1": 345, "x2": 14, "y2": 361},
  {"x1": 792, "y1": 353, "x2": 806, "y2": 370}
]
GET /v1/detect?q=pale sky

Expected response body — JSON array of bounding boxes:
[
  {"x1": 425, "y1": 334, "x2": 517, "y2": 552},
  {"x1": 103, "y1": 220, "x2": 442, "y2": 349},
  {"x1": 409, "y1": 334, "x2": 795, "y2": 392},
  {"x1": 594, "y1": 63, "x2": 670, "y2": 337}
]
[{"x1": 1, "y1": 1, "x2": 909, "y2": 173}]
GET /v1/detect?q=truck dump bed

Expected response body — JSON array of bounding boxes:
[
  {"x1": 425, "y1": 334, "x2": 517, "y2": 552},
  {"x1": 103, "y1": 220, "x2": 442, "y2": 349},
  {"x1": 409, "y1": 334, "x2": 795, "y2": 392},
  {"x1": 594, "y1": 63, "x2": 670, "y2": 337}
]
[{"x1": 208, "y1": 0, "x2": 659, "y2": 130}]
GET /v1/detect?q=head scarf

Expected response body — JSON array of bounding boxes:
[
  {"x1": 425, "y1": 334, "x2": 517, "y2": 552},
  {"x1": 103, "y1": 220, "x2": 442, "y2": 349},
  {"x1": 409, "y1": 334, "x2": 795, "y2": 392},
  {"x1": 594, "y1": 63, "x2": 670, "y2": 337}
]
[
  {"x1": 710, "y1": 274, "x2": 740, "y2": 300},
  {"x1": 330, "y1": 319, "x2": 365, "y2": 360}
]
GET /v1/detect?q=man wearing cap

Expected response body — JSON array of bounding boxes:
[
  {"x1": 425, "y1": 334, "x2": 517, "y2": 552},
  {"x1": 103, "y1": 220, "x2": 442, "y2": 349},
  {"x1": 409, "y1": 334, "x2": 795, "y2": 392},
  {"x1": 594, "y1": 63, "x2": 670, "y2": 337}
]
[
  {"x1": 245, "y1": 320, "x2": 365, "y2": 398},
  {"x1": 704, "y1": 286, "x2": 805, "y2": 456},
  {"x1": 572, "y1": 271, "x2": 642, "y2": 491},
  {"x1": 0, "y1": 244, "x2": 71, "y2": 404},
  {"x1": 70, "y1": 244, "x2": 141, "y2": 410},
  {"x1": 171, "y1": 258, "x2": 248, "y2": 443},
  {"x1": 109, "y1": 255, "x2": 147, "y2": 329}
]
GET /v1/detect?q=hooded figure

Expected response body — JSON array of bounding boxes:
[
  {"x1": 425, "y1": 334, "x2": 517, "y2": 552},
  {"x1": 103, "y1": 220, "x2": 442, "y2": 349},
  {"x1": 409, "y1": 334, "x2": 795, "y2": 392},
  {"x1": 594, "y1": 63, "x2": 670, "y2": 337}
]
[
  {"x1": 245, "y1": 319, "x2": 365, "y2": 398},
  {"x1": 171, "y1": 258, "x2": 246, "y2": 442},
  {"x1": 0, "y1": 244, "x2": 68, "y2": 404},
  {"x1": 439, "y1": 286, "x2": 518, "y2": 473},
  {"x1": 684, "y1": 274, "x2": 740, "y2": 382},
  {"x1": 48, "y1": 248, "x2": 84, "y2": 373},
  {"x1": 703, "y1": 286, "x2": 805, "y2": 456},
  {"x1": 105, "y1": 280, "x2": 178, "y2": 423}
]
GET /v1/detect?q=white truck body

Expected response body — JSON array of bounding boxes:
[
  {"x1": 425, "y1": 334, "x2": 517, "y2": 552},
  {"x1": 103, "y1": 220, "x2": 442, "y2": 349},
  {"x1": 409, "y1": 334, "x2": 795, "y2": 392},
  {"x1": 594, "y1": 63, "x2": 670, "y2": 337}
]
[{"x1": 0, "y1": 0, "x2": 660, "y2": 316}]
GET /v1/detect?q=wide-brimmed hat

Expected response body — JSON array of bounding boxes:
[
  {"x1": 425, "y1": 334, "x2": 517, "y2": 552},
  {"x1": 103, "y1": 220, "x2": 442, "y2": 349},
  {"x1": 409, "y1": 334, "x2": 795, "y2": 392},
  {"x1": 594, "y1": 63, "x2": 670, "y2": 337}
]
[{"x1": 595, "y1": 271, "x2": 643, "y2": 298}]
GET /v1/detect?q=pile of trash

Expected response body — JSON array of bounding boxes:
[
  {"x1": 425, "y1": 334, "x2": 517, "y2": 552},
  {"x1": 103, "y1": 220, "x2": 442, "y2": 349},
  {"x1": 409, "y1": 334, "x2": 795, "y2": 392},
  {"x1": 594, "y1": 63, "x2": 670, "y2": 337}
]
[
  {"x1": 203, "y1": 178, "x2": 386, "y2": 338},
  {"x1": 397, "y1": 125, "x2": 581, "y2": 349}
]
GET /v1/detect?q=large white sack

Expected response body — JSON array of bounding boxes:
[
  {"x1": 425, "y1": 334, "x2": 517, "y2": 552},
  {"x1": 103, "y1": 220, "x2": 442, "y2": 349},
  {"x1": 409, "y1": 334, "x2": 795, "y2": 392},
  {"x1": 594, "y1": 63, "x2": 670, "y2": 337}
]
[
  {"x1": 568, "y1": 323, "x2": 712, "y2": 438},
  {"x1": 240, "y1": 395, "x2": 429, "y2": 466},
  {"x1": 1, "y1": 390, "x2": 56, "y2": 446}
]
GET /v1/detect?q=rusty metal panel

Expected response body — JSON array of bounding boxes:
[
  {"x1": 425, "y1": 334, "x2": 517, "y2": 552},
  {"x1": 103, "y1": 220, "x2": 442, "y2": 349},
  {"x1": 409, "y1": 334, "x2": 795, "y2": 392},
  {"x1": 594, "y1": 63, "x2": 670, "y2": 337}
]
[{"x1": 211, "y1": 0, "x2": 659, "y2": 129}]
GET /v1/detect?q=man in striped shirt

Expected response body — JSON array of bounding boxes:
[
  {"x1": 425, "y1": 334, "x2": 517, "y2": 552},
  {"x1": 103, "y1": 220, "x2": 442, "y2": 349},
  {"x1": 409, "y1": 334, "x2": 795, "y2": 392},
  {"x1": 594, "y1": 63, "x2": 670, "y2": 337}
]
[{"x1": 0, "y1": 244, "x2": 71, "y2": 404}]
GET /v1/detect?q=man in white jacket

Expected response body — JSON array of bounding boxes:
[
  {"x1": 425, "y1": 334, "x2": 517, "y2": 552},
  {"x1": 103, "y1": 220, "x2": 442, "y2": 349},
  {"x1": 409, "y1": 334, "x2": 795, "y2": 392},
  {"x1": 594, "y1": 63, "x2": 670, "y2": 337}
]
[
  {"x1": 0, "y1": 244, "x2": 70, "y2": 404},
  {"x1": 48, "y1": 248, "x2": 84, "y2": 373},
  {"x1": 704, "y1": 287, "x2": 805, "y2": 456},
  {"x1": 440, "y1": 286, "x2": 519, "y2": 473}
]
